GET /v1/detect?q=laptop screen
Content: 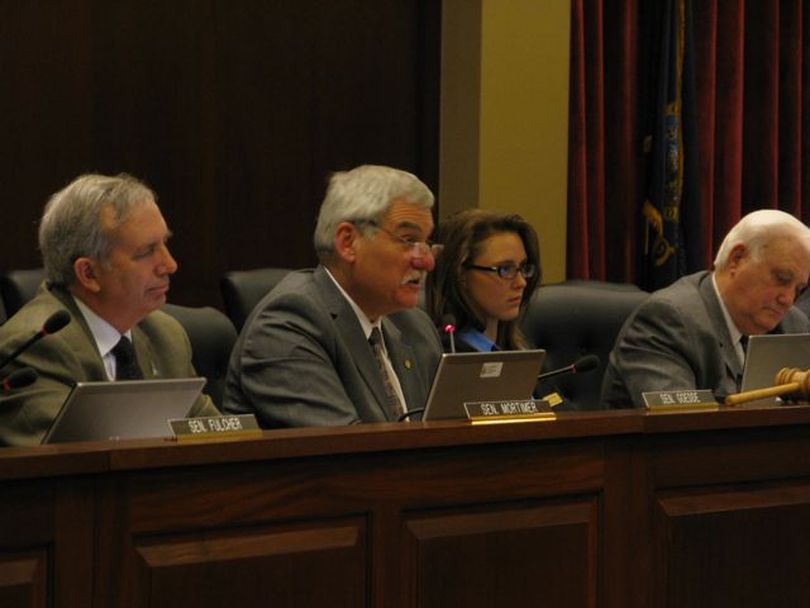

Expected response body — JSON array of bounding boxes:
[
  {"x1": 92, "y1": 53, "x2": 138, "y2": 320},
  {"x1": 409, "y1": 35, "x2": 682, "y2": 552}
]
[
  {"x1": 421, "y1": 350, "x2": 546, "y2": 420},
  {"x1": 42, "y1": 377, "x2": 206, "y2": 444},
  {"x1": 740, "y1": 333, "x2": 810, "y2": 392}
]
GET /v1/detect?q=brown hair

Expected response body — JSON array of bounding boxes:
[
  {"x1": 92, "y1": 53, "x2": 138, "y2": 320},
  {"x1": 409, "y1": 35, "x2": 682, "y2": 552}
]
[{"x1": 425, "y1": 209, "x2": 541, "y2": 350}]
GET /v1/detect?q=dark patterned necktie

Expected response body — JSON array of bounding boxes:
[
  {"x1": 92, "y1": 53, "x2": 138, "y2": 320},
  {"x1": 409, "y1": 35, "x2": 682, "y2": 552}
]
[
  {"x1": 368, "y1": 327, "x2": 405, "y2": 419},
  {"x1": 112, "y1": 336, "x2": 143, "y2": 380}
]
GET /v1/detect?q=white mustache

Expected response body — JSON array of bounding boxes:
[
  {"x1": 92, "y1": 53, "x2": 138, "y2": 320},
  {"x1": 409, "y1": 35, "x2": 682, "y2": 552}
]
[{"x1": 401, "y1": 270, "x2": 426, "y2": 285}]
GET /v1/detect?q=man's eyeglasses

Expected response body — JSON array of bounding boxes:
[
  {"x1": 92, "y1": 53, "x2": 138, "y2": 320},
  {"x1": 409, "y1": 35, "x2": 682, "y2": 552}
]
[
  {"x1": 354, "y1": 221, "x2": 443, "y2": 258},
  {"x1": 465, "y1": 262, "x2": 537, "y2": 280}
]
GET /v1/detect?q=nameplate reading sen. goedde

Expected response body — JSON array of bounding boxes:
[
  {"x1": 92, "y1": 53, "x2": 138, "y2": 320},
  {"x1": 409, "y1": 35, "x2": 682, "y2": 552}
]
[
  {"x1": 642, "y1": 390, "x2": 719, "y2": 413},
  {"x1": 464, "y1": 399, "x2": 556, "y2": 424},
  {"x1": 169, "y1": 414, "x2": 262, "y2": 441}
]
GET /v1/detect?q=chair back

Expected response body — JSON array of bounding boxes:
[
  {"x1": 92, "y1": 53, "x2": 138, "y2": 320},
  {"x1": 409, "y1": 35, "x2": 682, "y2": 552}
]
[
  {"x1": 521, "y1": 280, "x2": 648, "y2": 410},
  {"x1": 0, "y1": 268, "x2": 46, "y2": 318},
  {"x1": 220, "y1": 267, "x2": 293, "y2": 331},
  {"x1": 161, "y1": 304, "x2": 237, "y2": 408}
]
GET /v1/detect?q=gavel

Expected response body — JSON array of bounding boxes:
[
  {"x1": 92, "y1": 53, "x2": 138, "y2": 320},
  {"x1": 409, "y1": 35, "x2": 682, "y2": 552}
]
[{"x1": 725, "y1": 367, "x2": 810, "y2": 406}]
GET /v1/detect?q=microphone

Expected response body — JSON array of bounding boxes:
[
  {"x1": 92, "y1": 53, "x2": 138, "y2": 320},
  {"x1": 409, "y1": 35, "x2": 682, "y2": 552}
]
[
  {"x1": 441, "y1": 313, "x2": 457, "y2": 354},
  {"x1": 0, "y1": 309, "x2": 71, "y2": 371},
  {"x1": 537, "y1": 354, "x2": 600, "y2": 381},
  {"x1": 2, "y1": 367, "x2": 38, "y2": 393}
]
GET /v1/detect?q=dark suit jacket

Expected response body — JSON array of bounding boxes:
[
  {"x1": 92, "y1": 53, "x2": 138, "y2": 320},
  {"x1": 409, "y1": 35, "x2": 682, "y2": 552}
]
[
  {"x1": 223, "y1": 266, "x2": 442, "y2": 427},
  {"x1": 601, "y1": 271, "x2": 810, "y2": 408},
  {"x1": 0, "y1": 284, "x2": 218, "y2": 447}
]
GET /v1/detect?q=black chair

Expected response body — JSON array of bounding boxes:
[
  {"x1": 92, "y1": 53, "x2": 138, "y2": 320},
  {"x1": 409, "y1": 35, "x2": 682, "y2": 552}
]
[
  {"x1": 161, "y1": 304, "x2": 237, "y2": 408},
  {"x1": 0, "y1": 268, "x2": 46, "y2": 318},
  {"x1": 220, "y1": 267, "x2": 294, "y2": 331},
  {"x1": 521, "y1": 280, "x2": 648, "y2": 410}
]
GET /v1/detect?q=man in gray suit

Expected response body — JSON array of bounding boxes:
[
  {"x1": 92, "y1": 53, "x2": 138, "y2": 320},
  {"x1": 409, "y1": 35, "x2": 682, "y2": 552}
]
[
  {"x1": 602, "y1": 209, "x2": 810, "y2": 408},
  {"x1": 223, "y1": 165, "x2": 443, "y2": 427},
  {"x1": 0, "y1": 173, "x2": 218, "y2": 447}
]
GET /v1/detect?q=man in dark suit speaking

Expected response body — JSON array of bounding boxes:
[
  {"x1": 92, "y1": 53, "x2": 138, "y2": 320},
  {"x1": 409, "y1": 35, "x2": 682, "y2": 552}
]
[
  {"x1": 602, "y1": 209, "x2": 810, "y2": 407},
  {"x1": 0, "y1": 173, "x2": 218, "y2": 447},
  {"x1": 223, "y1": 165, "x2": 442, "y2": 427}
]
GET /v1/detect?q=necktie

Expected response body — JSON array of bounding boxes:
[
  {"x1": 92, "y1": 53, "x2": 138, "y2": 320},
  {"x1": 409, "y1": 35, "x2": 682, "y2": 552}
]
[
  {"x1": 368, "y1": 327, "x2": 405, "y2": 419},
  {"x1": 112, "y1": 336, "x2": 144, "y2": 380},
  {"x1": 737, "y1": 335, "x2": 749, "y2": 390},
  {"x1": 740, "y1": 335, "x2": 749, "y2": 358}
]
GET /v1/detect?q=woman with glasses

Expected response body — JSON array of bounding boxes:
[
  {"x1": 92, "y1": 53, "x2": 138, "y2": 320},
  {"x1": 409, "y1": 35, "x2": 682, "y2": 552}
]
[{"x1": 425, "y1": 209, "x2": 541, "y2": 352}]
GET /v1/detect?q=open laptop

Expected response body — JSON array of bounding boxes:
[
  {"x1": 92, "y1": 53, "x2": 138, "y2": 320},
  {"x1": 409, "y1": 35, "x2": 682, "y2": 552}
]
[
  {"x1": 421, "y1": 350, "x2": 546, "y2": 420},
  {"x1": 740, "y1": 333, "x2": 810, "y2": 392},
  {"x1": 42, "y1": 377, "x2": 206, "y2": 444}
]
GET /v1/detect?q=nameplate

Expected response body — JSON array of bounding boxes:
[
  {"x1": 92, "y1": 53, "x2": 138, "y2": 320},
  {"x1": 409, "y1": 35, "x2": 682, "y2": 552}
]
[
  {"x1": 642, "y1": 390, "x2": 719, "y2": 413},
  {"x1": 169, "y1": 414, "x2": 262, "y2": 441},
  {"x1": 464, "y1": 399, "x2": 556, "y2": 424}
]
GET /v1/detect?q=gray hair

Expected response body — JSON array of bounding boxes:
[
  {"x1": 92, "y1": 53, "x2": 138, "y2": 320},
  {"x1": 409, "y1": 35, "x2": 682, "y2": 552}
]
[
  {"x1": 714, "y1": 209, "x2": 810, "y2": 270},
  {"x1": 313, "y1": 165, "x2": 434, "y2": 262},
  {"x1": 39, "y1": 173, "x2": 156, "y2": 286}
]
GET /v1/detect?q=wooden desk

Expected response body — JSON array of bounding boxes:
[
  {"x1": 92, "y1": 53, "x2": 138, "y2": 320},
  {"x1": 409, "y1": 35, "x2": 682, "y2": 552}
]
[{"x1": 3, "y1": 406, "x2": 810, "y2": 607}]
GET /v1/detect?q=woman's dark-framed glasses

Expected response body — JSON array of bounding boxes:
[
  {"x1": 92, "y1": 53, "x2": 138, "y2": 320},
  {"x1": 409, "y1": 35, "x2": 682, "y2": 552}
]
[{"x1": 465, "y1": 262, "x2": 536, "y2": 280}]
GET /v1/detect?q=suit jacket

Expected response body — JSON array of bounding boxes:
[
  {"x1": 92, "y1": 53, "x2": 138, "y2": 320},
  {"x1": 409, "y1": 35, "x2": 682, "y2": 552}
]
[
  {"x1": 601, "y1": 271, "x2": 810, "y2": 408},
  {"x1": 222, "y1": 266, "x2": 443, "y2": 427},
  {"x1": 796, "y1": 289, "x2": 810, "y2": 318},
  {"x1": 0, "y1": 283, "x2": 218, "y2": 447}
]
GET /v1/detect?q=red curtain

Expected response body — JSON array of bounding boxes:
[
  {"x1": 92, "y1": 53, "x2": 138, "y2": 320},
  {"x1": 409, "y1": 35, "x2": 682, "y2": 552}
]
[{"x1": 568, "y1": 0, "x2": 810, "y2": 284}]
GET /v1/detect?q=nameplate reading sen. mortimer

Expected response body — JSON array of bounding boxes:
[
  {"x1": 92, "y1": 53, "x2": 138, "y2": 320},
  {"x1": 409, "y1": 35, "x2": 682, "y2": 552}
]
[
  {"x1": 169, "y1": 414, "x2": 262, "y2": 441},
  {"x1": 464, "y1": 399, "x2": 555, "y2": 424}
]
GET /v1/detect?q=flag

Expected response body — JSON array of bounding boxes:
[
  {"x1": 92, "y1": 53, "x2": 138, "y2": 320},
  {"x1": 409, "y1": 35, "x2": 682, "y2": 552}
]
[{"x1": 640, "y1": 0, "x2": 701, "y2": 291}]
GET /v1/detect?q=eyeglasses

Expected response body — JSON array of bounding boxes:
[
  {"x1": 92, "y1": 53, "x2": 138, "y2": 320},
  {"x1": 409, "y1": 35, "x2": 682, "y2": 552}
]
[
  {"x1": 354, "y1": 221, "x2": 443, "y2": 258},
  {"x1": 465, "y1": 262, "x2": 537, "y2": 280}
]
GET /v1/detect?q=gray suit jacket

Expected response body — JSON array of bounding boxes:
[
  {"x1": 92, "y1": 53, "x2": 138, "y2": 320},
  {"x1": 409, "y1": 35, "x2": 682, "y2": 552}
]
[
  {"x1": 0, "y1": 284, "x2": 218, "y2": 447},
  {"x1": 223, "y1": 266, "x2": 442, "y2": 427},
  {"x1": 601, "y1": 271, "x2": 810, "y2": 408}
]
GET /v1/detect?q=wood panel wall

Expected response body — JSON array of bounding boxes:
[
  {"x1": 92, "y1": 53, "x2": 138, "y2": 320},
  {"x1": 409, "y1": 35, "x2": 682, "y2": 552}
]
[{"x1": 0, "y1": 1, "x2": 440, "y2": 306}]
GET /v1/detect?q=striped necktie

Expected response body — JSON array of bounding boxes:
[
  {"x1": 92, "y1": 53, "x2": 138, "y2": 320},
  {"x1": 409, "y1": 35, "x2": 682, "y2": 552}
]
[{"x1": 368, "y1": 327, "x2": 404, "y2": 419}]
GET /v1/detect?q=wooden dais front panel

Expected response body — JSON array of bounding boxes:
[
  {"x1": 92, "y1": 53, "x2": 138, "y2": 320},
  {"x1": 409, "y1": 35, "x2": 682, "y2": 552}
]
[
  {"x1": 656, "y1": 482, "x2": 810, "y2": 607},
  {"x1": 403, "y1": 498, "x2": 598, "y2": 607},
  {"x1": 131, "y1": 520, "x2": 367, "y2": 608},
  {"x1": 5, "y1": 408, "x2": 810, "y2": 607},
  {"x1": 0, "y1": 552, "x2": 47, "y2": 608},
  {"x1": 92, "y1": 438, "x2": 606, "y2": 606}
]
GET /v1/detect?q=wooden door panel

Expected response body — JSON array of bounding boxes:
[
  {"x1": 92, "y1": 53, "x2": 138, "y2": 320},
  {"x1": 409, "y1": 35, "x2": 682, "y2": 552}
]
[
  {"x1": 656, "y1": 482, "x2": 810, "y2": 607},
  {"x1": 0, "y1": 552, "x2": 47, "y2": 608},
  {"x1": 130, "y1": 519, "x2": 367, "y2": 608},
  {"x1": 403, "y1": 498, "x2": 598, "y2": 608}
]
